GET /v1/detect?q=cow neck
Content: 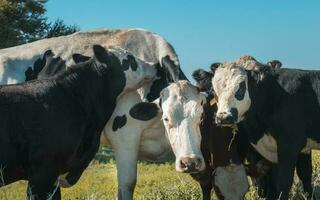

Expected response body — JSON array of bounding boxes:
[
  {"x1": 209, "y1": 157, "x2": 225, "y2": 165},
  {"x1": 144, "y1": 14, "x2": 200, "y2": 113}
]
[
  {"x1": 55, "y1": 60, "x2": 126, "y2": 129},
  {"x1": 247, "y1": 72, "x2": 285, "y2": 129}
]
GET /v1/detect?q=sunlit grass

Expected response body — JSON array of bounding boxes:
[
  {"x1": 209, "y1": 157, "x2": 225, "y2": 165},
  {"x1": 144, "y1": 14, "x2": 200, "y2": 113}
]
[{"x1": 1, "y1": 151, "x2": 320, "y2": 199}]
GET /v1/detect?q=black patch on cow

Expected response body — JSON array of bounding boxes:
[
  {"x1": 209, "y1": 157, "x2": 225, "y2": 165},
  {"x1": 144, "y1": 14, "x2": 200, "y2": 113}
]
[
  {"x1": 112, "y1": 115, "x2": 127, "y2": 132},
  {"x1": 235, "y1": 81, "x2": 246, "y2": 100},
  {"x1": 129, "y1": 102, "x2": 159, "y2": 121},
  {"x1": 72, "y1": 54, "x2": 91, "y2": 64},
  {"x1": 147, "y1": 63, "x2": 167, "y2": 102},
  {"x1": 25, "y1": 50, "x2": 53, "y2": 81},
  {"x1": 230, "y1": 108, "x2": 238, "y2": 122},
  {"x1": 122, "y1": 55, "x2": 138, "y2": 71}
]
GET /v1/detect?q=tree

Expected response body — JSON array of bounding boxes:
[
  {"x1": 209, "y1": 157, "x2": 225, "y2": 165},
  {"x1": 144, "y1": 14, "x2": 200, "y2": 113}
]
[
  {"x1": 46, "y1": 19, "x2": 79, "y2": 38},
  {"x1": 0, "y1": 0, "x2": 79, "y2": 49}
]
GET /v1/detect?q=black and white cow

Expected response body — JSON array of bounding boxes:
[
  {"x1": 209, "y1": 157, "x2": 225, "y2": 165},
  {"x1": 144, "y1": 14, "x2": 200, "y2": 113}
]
[
  {"x1": 211, "y1": 56, "x2": 320, "y2": 199},
  {"x1": 0, "y1": 29, "x2": 210, "y2": 200},
  {"x1": 0, "y1": 45, "x2": 157, "y2": 200},
  {"x1": 193, "y1": 58, "x2": 315, "y2": 199}
]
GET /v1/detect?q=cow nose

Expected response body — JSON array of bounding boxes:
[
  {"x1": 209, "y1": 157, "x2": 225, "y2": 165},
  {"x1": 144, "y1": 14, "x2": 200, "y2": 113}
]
[
  {"x1": 216, "y1": 112, "x2": 235, "y2": 125},
  {"x1": 179, "y1": 157, "x2": 202, "y2": 173}
]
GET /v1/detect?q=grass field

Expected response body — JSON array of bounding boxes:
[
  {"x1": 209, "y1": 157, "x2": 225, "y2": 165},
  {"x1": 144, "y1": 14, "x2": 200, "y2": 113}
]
[{"x1": 1, "y1": 149, "x2": 320, "y2": 200}]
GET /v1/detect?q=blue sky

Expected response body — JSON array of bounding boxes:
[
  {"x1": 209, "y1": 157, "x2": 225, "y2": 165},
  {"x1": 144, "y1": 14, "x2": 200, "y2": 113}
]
[{"x1": 46, "y1": 0, "x2": 320, "y2": 79}]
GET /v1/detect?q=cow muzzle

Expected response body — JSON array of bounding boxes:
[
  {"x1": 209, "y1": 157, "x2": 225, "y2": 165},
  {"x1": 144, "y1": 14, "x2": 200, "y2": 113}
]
[
  {"x1": 216, "y1": 108, "x2": 238, "y2": 126},
  {"x1": 216, "y1": 112, "x2": 235, "y2": 126},
  {"x1": 177, "y1": 156, "x2": 205, "y2": 173}
]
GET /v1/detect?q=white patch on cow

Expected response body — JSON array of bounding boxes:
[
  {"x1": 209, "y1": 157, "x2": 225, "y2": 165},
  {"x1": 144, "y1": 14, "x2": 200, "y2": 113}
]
[
  {"x1": 212, "y1": 65, "x2": 251, "y2": 123},
  {"x1": 160, "y1": 81, "x2": 206, "y2": 172},
  {"x1": 301, "y1": 138, "x2": 320, "y2": 154},
  {"x1": 251, "y1": 134, "x2": 278, "y2": 163},
  {"x1": 215, "y1": 164, "x2": 249, "y2": 200}
]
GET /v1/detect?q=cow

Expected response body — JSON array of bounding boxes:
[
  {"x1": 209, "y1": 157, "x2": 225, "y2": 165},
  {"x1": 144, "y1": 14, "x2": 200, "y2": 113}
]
[
  {"x1": 0, "y1": 29, "x2": 210, "y2": 200},
  {"x1": 192, "y1": 58, "x2": 314, "y2": 199},
  {"x1": 210, "y1": 55, "x2": 320, "y2": 200},
  {"x1": 190, "y1": 68, "x2": 250, "y2": 199},
  {"x1": 0, "y1": 45, "x2": 158, "y2": 200}
]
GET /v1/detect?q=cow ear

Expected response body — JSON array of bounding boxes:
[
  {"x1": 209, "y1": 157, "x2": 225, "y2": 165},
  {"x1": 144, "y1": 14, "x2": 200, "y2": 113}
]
[
  {"x1": 129, "y1": 101, "x2": 162, "y2": 121},
  {"x1": 192, "y1": 69, "x2": 213, "y2": 92},
  {"x1": 93, "y1": 45, "x2": 116, "y2": 65},
  {"x1": 267, "y1": 60, "x2": 282, "y2": 69},
  {"x1": 161, "y1": 55, "x2": 182, "y2": 82},
  {"x1": 210, "y1": 62, "x2": 221, "y2": 74},
  {"x1": 250, "y1": 65, "x2": 272, "y2": 83},
  {"x1": 72, "y1": 54, "x2": 91, "y2": 64}
]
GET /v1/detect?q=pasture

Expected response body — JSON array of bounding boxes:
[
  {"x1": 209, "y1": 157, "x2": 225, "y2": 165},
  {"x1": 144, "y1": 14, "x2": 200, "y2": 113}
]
[{"x1": 1, "y1": 148, "x2": 320, "y2": 200}]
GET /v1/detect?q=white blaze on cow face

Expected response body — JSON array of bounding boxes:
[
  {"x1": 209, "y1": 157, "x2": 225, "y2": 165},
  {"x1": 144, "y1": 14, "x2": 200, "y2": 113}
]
[
  {"x1": 212, "y1": 66, "x2": 251, "y2": 125},
  {"x1": 160, "y1": 81, "x2": 206, "y2": 173}
]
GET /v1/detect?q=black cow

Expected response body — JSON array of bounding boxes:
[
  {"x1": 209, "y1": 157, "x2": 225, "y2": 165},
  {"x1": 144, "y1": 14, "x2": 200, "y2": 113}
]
[
  {"x1": 0, "y1": 45, "x2": 157, "y2": 200},
  {"x1": 211, "y1": 56, "x2": 320, "y2": 200}
]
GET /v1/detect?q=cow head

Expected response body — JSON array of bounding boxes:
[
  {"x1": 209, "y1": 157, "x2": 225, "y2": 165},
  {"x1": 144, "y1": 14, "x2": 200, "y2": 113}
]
[
  {"x1": 130, "y1": 80, "x2": 206, "y2": 173},
  {"x1": 212, "y1": 56, "x2": 281, "y2": 125},
  {"x1": 92, "y1": 45, "x2": 158, "y2": 92}
]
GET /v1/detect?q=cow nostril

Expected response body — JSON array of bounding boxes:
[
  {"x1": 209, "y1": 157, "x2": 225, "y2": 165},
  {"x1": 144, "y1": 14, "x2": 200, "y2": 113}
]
[
  {"x1": 180, "y1": 160, "x2": 187, "y2": 169},
  {"x1": 224, "y1": 115, "x2": 234, "y2": 123}
]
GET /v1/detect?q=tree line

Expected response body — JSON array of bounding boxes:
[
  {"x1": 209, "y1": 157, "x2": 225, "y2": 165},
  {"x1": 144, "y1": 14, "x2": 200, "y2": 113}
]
[{"x1": 0, "y1": 0, "x2": 79, "y2": 49}]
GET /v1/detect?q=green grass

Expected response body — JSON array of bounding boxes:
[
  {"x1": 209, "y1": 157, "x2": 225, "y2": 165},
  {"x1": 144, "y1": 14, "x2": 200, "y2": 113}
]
[{"x1": 1, "y1": 151, "x2": 320, "y2": 200}]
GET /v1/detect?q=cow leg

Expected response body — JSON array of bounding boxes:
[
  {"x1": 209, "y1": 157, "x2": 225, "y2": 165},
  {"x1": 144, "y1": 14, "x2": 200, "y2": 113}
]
[
  {"x1": 190, "y1": 169, "x2": 213, "y2": 200},
  {"x1": 296, "y1": 153, "x2": 313, "y2": 199},
  {"x1": 276, "y1": 139, "x2": 302, "y2": 200},
  {"x1": 112, "y1": 133, "x2": 140, "y2": 200},
  {"x1": 27, "y1": 164, "x2": 60, "y2": 200},
  {"x1": 27, "y1": 184, "x2": 61, "y2": 200},
  {"x1": 264, "y1": 165, "x2": 279, "y2": 200}
]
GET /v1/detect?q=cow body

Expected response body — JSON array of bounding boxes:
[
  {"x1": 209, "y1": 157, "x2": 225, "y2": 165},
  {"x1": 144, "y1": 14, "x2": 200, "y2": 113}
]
[
  {"x1": 212, "y1": 58, "x2": 320, "y2": 199},
  {"x1": 190, "y1": 103, "x2": 249, "y2": 200},
  {"x1": 0, "y1": 45, "x2": 157, "y2": 200}
]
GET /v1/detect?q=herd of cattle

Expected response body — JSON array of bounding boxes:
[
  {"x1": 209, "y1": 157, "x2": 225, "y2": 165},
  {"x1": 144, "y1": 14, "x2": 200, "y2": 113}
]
[{"x1": 0, "y1": 28, "x2": 319, "y2": 200}]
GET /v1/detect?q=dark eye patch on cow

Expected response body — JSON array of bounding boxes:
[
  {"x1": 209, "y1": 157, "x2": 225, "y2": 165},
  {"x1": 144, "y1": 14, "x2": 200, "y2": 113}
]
[
  {"x1": 235, "y1": 81, "x2": 246, "y2": 101},
  {"x1": 112, "y1": 115, "x2": 127, "y2": 132},
  {"x1": 122, "y1": 55, "x2": 138, "y2": 71}
]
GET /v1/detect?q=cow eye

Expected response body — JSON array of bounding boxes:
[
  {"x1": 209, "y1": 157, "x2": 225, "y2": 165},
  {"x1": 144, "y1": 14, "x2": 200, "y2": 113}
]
[
  {"x1": 235, "y1": 81, "x2": 246, "y2": 101},
  {"x1": 163, "y1": 117, "x2": 169, "y2": 122}
]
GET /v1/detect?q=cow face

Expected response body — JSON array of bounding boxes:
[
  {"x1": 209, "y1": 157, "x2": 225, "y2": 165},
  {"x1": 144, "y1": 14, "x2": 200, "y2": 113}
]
[
  {"x1": 160, "y1": 81, "x2": 206, "y2": 173},
  {"x1": 212, "y1": 65, "x2": 251, "y2": 125},
  {"x1": 93, "y1": 45, "x2": 158, "y2": 92},
  {"x1": 130, "y1": 80, "x2": 206, "y2": 173}
]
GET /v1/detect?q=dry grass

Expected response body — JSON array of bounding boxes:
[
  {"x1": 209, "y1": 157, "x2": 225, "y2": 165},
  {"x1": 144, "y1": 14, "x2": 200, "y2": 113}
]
[{"x1": 1, "y1": 151, "x2": 320, "y2": 200}]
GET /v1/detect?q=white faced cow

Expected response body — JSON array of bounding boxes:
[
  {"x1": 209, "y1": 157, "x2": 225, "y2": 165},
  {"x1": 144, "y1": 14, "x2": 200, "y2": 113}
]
[{"x1": 0, "y1": 29, "x2": 207, "y2": 199}]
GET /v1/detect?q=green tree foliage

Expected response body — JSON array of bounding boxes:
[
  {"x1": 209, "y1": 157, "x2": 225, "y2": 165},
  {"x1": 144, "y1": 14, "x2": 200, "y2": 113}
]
[{"x1": 0, "y1": 0, "x2": 79, "y2": 49}]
